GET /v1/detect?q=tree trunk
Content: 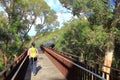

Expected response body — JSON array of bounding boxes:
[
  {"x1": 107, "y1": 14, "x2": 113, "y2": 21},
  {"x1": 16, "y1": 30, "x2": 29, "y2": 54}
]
[
  {"x1": 102, "y1": 49, "x2": 114, "y2": 80},
  {"x1": 3, "y1": 52, "x2": 8, "y2": 68}
]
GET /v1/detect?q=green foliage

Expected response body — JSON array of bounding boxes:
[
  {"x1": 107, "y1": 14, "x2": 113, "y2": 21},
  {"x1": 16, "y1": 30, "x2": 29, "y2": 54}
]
[
  {"x1": 35, "y1": 29, "x2": 62, "y2": 47},
  {"x1": 59, "y1": 0, "x2": 120, "y2": 68},
  {"x1": 10, "y1": 21, "x2": 24, "y2": 33},
  {"x1": 0, "y1": 63, "x2": 4, "y2": 71},
  {"x1": 56, "y1": 19, "x2": 90, "y2": 56},
  {"x1": 87, "y1": 26, "x2": 109, "y2": 48},
  {"x1": 55, "y1": 18, "x2": 119, "y2": 62},
  {"x1": 0, "y1": 0, "x2": 58, "y2": 69}
]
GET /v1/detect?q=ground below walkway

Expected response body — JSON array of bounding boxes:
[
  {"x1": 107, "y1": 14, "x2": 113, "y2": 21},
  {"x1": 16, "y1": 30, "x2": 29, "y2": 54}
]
[{"x1": 24, "y1": 49, "x2": 66, "y2": 80}]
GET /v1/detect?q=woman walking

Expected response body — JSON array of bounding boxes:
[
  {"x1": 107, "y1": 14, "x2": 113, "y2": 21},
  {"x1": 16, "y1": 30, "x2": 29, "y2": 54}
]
[{"x1": 27, "y1": 42, "x2": 39, "y2": 76}]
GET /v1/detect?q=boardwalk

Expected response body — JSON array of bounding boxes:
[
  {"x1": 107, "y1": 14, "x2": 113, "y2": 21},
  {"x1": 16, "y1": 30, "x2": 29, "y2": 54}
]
[{"x1": 24, "y1": 50, "x2": 66, "y2": 80}]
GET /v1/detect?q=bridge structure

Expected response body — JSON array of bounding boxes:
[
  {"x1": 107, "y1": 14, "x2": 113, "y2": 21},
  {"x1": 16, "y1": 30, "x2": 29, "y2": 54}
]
[{"x1": 0, "y1": 46, "x2": 120, "y2": 80}]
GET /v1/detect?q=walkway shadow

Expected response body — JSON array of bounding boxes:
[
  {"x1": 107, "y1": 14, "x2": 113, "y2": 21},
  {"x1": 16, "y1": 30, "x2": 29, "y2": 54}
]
[
  {"x1": 24, "y1": 65, "x2": 42, "y2": 80},
  {"x1": 24, "y1": 62, "x2": 32, "y2": 80},
  {"x1": 36, "y1": 66, "x2": 42, "y2": 74}
]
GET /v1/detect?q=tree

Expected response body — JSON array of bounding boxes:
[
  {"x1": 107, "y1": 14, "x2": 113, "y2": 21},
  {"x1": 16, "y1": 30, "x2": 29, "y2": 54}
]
[
  {"x1": 56, "y1": 20, "x2": 90, "y2": 59},
  {"x1": 0, "y1": 11, "x2": 11, "y2": 68},
  {"x1": 0, "y1": 0, "x2": 58, "y2": 68},
  {"x1": 35, "y1": 9, "x2": 58, "y2": 36},
  {"x1": 59, "y1": 0, "x2": 120, "y2": 77}
]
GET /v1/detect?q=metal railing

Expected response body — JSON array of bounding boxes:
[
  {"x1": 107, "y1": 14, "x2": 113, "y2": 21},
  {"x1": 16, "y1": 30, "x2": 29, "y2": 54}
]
[
  {"x1": 0, "y1": 50, "x2": 29, "y2": 80},
  {"x1": 42, "y1": 46, "x2": 120, "y2": 80}
]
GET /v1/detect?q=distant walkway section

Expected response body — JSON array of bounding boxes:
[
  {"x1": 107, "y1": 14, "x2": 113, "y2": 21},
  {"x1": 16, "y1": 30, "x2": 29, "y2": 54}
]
[{"x1": 24, "y1": 49, "x2": 66, "y2": 80}]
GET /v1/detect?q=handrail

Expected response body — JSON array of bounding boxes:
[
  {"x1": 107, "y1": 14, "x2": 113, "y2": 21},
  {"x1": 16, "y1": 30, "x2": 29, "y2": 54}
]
[
  {"x1": 48, "y1": 47, "x2": 105, "y2": 80},
  {"x1": 0, "y1": 50, "x2": 29, "y2": 80},
  {"x1": 42, "y1": 46, "x2": 120, "y2": 80},
  {"x1": 0, "y1": 52, "x2": 25, "y2": 79},
  {"x1": 51, "y1": 47, "x2": 120, "y2": 72},
  {"x1": 11, "y1": 55, "x2": 28, "y2": 80}
]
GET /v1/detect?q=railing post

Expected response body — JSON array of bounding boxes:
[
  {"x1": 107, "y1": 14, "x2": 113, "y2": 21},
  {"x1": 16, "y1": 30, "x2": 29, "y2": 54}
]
[
  {"x1": 2, "y1": 71, "x2": 6, "y2": 80},
  {"x1": 95, "y1": 64, "x2": 99, "y2": 80}
]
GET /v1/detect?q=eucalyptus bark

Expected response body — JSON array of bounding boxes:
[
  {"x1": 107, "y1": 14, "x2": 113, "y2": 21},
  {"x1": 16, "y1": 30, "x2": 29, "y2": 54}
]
[{"x1": 102, "y1": 29, "x2": 115, "y2": 80}]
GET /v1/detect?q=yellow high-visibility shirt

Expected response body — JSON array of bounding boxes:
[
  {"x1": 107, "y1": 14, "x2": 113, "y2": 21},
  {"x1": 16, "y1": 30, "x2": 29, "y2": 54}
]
[{"x1": 30, "y1": 47, "x2": 37, "y2": 58}]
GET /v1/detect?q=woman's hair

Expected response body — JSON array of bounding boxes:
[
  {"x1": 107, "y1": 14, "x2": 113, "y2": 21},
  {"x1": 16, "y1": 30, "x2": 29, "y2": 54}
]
[{"x1": 31, "y1": 42, "x2": 35, "y2": 47}]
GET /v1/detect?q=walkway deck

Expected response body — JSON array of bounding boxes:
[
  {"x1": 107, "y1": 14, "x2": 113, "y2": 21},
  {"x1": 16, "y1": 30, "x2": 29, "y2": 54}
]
[{"x1": 24, "y1": 50, "x2": 66, "y2": 80}]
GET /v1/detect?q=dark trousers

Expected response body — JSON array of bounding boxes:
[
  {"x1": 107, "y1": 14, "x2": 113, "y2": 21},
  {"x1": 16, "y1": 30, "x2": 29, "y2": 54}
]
[{"x1": 30, "y1": 57, "x2": 37, "y2": 74}]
